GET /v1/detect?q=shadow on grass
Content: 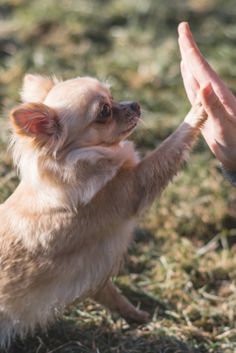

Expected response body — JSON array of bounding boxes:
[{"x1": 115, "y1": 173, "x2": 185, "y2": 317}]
[{"x1": 4, "y1": 319, "x2": 209, "y2": 353}]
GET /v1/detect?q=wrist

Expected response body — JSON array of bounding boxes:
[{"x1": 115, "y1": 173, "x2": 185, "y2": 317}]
[
  {"x1": 221, "y1": 164, "x2": 236, "y2": 187},
  {"x1": 216, "y1": 149, "x2": 236, "y2": 172},
  {"x1": 220, "y1": 160, "x2": 236, "y2": 172}
]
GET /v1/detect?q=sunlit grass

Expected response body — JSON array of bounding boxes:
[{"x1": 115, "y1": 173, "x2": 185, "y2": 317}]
[{"x1": 0, "y1": 0, "x2": 236, "y2": 352}]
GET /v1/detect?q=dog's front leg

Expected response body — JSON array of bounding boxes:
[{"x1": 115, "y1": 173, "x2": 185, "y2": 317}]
[
  {"x1": 127, "y1": 103, "x2": 207, "y2": 214},
  {"x1": 99, "y1": 104, "x2": 207, "y2": 219},
  {"x1": 92, "y1": 280, "x2": 149, "y2": 324}
]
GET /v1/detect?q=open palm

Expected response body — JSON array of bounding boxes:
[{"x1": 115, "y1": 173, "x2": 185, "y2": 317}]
[{"x1": 178, "y1": 22, "x2": 236, "y2": 171}]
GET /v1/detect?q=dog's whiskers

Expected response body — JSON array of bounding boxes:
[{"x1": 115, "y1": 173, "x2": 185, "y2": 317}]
[{"x1": 137, "y1": 118, "x2": 157, "y2": 140}]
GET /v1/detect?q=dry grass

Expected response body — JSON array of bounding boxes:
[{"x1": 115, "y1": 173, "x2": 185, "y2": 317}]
[{"x1": 0, "y1": 0, "x2": 236, "y2": 352}]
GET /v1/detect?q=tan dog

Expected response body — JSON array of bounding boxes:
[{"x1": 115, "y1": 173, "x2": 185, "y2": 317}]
[{"x1": 0, "y1": 74, "x2": 206, "y2": 346}]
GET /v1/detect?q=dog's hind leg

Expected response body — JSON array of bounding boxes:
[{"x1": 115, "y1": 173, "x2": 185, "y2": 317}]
[{"x1": 92, "y1": 279, "x2": 149, "y2": 324}]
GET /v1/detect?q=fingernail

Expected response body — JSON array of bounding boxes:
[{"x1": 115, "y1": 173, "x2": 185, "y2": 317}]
[
  {"x1": 179, "y1": 22, "x2": 189, "y2": 32},
  {"x1": 178, "y1": 22, "x2": 186, "y2": 34}
]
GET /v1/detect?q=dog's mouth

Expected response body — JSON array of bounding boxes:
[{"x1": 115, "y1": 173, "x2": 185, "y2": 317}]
[
  {"x1": 113, "y1": 101, "x2": 141, "y2": 138},
  {"x1": 123, "y1": 123, "x2": 137, "y2": 133},
  {"x1": 121, "y1": 120, "x2": 138, "y2": 136}
]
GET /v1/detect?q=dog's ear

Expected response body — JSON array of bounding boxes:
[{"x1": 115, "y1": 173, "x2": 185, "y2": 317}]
[
  {"x1": 21, "y1": 74, "x2": 57, "y2": 103},
  {"x1": 10, "y1": 102, "x2": 60, "y2": 137}
]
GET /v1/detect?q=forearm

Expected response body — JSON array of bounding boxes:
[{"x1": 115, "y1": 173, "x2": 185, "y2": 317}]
[
  {"x1": 133, "y1": 124, "x2": 196, "y2": 212},
  {"x1": 130, "y1": 104, "x2": 207, "y2": 214}
]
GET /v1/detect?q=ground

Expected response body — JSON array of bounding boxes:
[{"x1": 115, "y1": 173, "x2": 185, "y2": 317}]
[{"x1": 0, "y1": 0, "x2": 236, "y2": 352}]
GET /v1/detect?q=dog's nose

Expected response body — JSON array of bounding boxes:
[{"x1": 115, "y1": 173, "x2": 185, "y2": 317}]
[
  {"x1": 130, "y1": 102, "x2": 141, "y2": 115},
  {"x1": 119, "y1": 101, "x2": 141, "y2": 117}
]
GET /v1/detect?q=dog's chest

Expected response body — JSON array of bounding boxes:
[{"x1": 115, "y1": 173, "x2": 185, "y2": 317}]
[
  {"x1": 22, "y1": 210, "x2": 136, "y2": 310},
  {"x1": 0, "y1": 206, "x2": 135, "y2": 331},
  {"x1": 52, "y1": 216, "x2": 135, "y2": 302}
]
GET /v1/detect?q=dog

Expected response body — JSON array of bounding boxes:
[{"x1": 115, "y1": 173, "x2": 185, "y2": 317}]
[{"x1": 0, "y1": 74, "x2": 207, "y2": 345}]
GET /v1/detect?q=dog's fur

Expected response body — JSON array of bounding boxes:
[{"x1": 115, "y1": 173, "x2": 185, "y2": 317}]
[{"x1": 0, "y1": 74, "x2": 207, "y2": 345}]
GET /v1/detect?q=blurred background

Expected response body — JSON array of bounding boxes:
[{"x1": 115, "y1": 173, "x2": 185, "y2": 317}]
[{"x1": 0, "y1": 0, "x2": 236, "y2": 352}]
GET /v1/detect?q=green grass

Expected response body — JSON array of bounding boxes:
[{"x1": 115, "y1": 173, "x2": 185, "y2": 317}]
[{"x1": 1, "y1": 0, "x2": 236, "y2": 352}]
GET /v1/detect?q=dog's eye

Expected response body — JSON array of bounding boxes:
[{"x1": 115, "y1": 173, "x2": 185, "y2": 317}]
[{"x1": 96, "y1": 103, "x2": 111, "y2": 123}]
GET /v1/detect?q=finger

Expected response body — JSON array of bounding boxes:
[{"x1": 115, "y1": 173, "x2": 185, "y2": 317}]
[
  {"x1": 178, "y1": 22, "x2": 236, "y2": 110},
  {"x1": 178, "y1": 22, "x2": 200, "y2": 53},
  {"x1": 199, "y1": 84, "x2": 228, "y2": 156},
  {"x1": 178, "y1": 22, "x2": 199, "y2": 63},
  {"x1": 178, "y1": 24, "x2": 218, "y2": 83},
  {"x1": 200, "y1": 83, "x2": 230, "y2": 125},
  {"x1": 178, "y1": 34, "x2": 186, "y2": 62},
  {"x1": 180, "y1": 60, "x2": 199, "y2": 105}
]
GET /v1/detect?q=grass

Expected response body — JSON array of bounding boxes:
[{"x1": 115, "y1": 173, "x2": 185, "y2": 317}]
[{"x1": 0, "y1": 0, "x2": 236, "y2": 352}]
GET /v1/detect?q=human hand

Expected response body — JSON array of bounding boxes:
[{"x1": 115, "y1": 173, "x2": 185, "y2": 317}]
[{"x1": 178, "y1": 22, "x2": 236, "y2": 171}]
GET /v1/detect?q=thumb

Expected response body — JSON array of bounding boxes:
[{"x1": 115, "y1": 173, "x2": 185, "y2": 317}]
[{"x1": 199, "y1": 83, "x2": 228, "y2": 123}]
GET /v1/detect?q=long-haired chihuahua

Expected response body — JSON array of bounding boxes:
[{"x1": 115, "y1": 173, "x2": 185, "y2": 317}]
[{"x1": 0, "y1": 74, "x2": 206, "y2": 345}]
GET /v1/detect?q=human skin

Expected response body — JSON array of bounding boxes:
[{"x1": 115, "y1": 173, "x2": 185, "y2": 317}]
[{"x1": 178, "y1": 21, "x2": 236, "y2": 171}]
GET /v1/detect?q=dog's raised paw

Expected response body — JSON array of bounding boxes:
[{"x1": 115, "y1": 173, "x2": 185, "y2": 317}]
[{"x1": 184, "y1": 102, "x2": 207, "y2": 129}]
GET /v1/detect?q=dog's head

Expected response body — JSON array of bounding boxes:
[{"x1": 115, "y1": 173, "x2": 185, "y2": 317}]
[
  {"x1": 10, "y1": 75, "x2": 141, "y2": 153},
  {"x1": 10, "y1": 75, "x2": 141, "y2": 205}
]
